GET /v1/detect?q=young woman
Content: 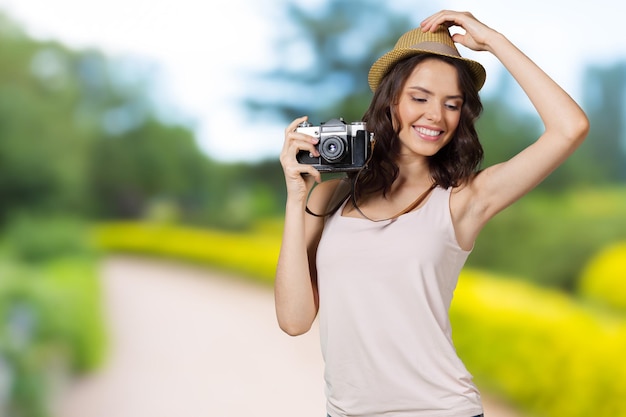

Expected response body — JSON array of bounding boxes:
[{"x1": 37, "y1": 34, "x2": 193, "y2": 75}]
[{"x1": 275, "y1": 10, "x2": 589, "y2": 417}]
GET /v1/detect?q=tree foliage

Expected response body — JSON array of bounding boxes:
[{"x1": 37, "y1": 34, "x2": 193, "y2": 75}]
[
  {"x1": 0, "y1": 31, "x2": 88, "y2": 221},
  {"x1": 578, "y1": 62, "x2": 626, "y2": 182},
  {"x1": 245, "y1": 0, "x2": 416, "y2": 123},
  {"x1": 0, "y1": 13, "x2": 222, "y2": 227}
]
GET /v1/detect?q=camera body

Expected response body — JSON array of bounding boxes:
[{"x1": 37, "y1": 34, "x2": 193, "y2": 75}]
[{"x1": 296, "y1": 118, "x2": 374, "y2": 172}]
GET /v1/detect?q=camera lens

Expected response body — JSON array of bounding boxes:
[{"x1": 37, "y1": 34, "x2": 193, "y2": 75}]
[{"x1": 320, "y1": 136, "x2": 346, "y2": 162}]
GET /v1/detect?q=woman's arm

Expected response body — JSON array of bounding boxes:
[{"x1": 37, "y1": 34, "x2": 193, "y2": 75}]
[
  {"x1": 422, "y1": 11, "x2": 590, "y2": 246},
  {"x1": 274, "y1": 116, "x2": 336, "y2": 336}
]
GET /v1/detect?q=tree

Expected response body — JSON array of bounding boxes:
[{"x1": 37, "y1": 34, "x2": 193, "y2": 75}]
[
  {"x1": 0, "y1": 12, "x2": 221, "y2": 226},
  {"x1": 578, "y1": 62, "x2": 626, "y2": 183},
  {"x1": 88, "y1": 119, "x2": 213, "y2": 219},
  {"x1": 245, "y1": 0, "x2": 418, "y2": 124},
  {"x1": 0, "y1": 25, "x2": 92, "y2": 222}
]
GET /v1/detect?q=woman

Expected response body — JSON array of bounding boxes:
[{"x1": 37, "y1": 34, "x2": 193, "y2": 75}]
[{"x1": 275, "y1": 10, "x2": 589, "y2": 417}]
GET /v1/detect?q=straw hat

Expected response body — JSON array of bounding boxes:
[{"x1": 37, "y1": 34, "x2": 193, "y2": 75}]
[{"x1": 368, "y1": 25, "x2": 486, "y2": 92}]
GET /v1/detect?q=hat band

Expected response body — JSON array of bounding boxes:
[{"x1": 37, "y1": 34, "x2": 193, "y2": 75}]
[{"x1": 409, "y1": 41, "x2": 460, "y2": 57}]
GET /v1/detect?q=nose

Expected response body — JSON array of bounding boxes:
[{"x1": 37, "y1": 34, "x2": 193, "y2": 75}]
[{"x1": 425, "y1": 102, "x2": 442, "y2": 122}]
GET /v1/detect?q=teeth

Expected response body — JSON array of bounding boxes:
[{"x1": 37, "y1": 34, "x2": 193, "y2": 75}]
[{"x1": 416, "y1": 127, "x2": 441, "y2": 137}]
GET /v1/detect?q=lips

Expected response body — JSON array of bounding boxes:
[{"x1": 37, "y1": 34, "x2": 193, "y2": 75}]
[{"x1": 414, "y1": 126, "x2": 443, "y2": 141}]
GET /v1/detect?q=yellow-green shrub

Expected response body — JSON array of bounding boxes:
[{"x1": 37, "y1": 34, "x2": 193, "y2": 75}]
[
  {"x1": 93, "y1": 222, "x2": 282, "y2": 285},
  {"x1": 578, "y1": 241, "x2": 626, "y2": 312},
  {"x1": 452, "y1": 269, "x2": 626, "y2": 417}
]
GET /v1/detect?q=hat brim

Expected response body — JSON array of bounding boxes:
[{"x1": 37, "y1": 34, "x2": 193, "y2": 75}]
[{"x1": 368, "y1": 48, "x2": 486, "y2": 92}]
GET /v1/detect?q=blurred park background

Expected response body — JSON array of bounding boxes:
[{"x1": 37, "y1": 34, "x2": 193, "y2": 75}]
[{"x1": 1, "y1": 0, "x2": 626, "y2": 416}]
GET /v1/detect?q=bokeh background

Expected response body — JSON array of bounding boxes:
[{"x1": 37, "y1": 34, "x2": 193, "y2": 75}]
[{"x1": 1, "y1": 0, "x2": 625, "y2": 416}]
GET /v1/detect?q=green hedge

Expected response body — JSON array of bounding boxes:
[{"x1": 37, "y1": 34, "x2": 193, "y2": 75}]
[
  {"x1": 93, "y1": 221, "x2": 282, "y2": 284},
  {"x1": 94, "y1": 221, "x2": 626, "y2": 417}
]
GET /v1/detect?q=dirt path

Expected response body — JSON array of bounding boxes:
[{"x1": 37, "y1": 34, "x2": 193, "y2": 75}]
[{"x1": 54, "y1": 256, "x2": 523, "y2": 417}]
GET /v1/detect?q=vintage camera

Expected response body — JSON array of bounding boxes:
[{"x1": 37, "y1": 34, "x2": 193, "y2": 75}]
[{"x1": 296, "y1": 118, "x2": 374, "y2": 172}]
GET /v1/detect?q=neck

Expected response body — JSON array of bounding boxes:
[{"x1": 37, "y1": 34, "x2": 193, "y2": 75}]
[{"x1": 392, "y1": 157, "x2": 432, "y2": 192}]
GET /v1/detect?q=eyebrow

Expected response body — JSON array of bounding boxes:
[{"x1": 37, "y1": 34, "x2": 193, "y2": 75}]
[{"x1": 407, "y1": 86, "x2": 463, "y2": 101}]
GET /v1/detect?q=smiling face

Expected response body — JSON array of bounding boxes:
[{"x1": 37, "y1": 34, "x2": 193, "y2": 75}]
[{"x1": 394, "y1": 57, "x2": 463, "y2": 159}]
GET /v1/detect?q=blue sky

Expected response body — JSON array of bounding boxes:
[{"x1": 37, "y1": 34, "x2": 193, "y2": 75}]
[{"x1": 1, "y1": 0, "x2": 625, "y2": 162}]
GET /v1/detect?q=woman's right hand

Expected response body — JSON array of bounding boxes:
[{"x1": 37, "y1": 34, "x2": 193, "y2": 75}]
[{"x1": 279, "y1": 116, "x2": 322, "y2": 201}]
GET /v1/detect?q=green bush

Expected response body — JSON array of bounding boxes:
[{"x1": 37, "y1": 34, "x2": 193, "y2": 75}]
[
  {"x1": 578, "y1": 241, "x2": 626, "y2": 313},
  {"x1": 469, "y1": 186, "x2": 626, "y2": 290},
  {"x1": 0, "y1": 258, "x2": 105, "y2": 417},
  {"x1": 4, "y1": 214, "x2": 97, "y2": 263}
]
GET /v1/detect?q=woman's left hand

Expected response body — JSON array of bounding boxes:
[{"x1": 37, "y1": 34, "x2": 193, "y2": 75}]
[{"x1": 420, "y1": 10, "x2": 498, "y2": 53}]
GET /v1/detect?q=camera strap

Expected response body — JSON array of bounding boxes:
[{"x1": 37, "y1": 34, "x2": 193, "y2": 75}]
[
  {"x1": 305, "y1": 176, "x2": 436, "y2": 222},
  {"x1": 351, "y1": 181, "x2": 436, "y2": 222},
  {"x1": 305, "y1": 178, "x2": 352, "y2": 218}
]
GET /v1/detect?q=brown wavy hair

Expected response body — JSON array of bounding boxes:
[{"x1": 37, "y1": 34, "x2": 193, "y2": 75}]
[{"x1": 350, "y1": 53, "x2": 484, "y2": 200}]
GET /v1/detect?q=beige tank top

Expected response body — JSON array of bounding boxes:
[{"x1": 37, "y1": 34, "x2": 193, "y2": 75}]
[{"x1": 316, "y1": 186, "x2": 483, "y2": 417}]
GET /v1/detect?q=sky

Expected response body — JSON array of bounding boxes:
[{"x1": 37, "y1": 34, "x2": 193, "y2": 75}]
[{"x1": 1, "y1": 0, "x2": 625, "y2": 162}]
